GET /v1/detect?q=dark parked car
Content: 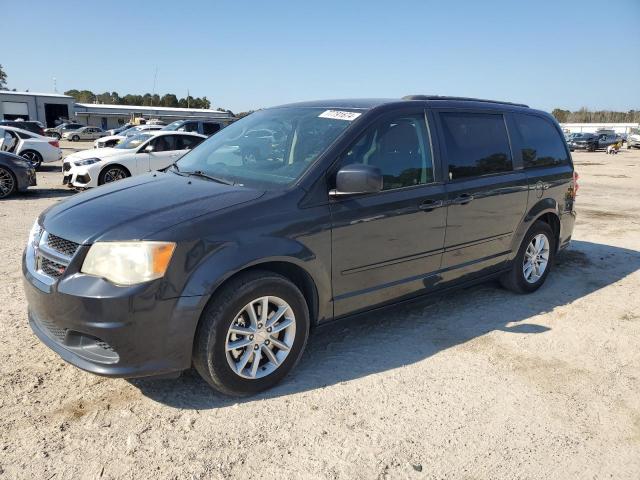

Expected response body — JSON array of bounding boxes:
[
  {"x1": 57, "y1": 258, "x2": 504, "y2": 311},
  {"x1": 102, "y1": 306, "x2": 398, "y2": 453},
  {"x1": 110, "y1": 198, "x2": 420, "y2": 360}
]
[
  {"x1": 163, "y1": 119, "x2": 224, "y2": 136},
  {"x1": 567, "y1": 133, "x2": 599, "y2": 151},
  {"x1": 0, "y1": 151, "x2": 37, "y2": 199},
  {"x1": 23, "y1": 96, "x2": 577, "y2": 395},
  {"x1": 0, "y1": 120, "x2": 45, "y2": 136}
]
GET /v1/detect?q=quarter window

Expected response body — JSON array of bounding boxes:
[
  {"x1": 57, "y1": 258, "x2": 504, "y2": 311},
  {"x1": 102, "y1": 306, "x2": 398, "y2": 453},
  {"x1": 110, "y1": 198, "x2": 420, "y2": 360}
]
[
  {"x1": 440, "y1": 112, "x2": 513, "y2": 180},
  {"x1": 338, "y1": 114, "x2": 434, "y2": 190},
  {"x1": 513, "y1": 114, "x2": 569, "y2": 168}
]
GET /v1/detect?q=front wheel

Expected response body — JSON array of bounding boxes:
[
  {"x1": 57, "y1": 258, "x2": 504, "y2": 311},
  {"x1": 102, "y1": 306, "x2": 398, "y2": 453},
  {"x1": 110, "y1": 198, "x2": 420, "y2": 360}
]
[
  {"x1": 98, "y1": 165, "x2": 129, "y2": 185},
  {"x1": 501, "y1": 221, "x2": 555, "y2": 293},
  {"x1": 193, "y1": 270, "x2": 310, "y2": 396},
  {"x1": 0, "y1": 167, "x2": 16, "y2": 199},
  {"x1": 72, "y1": 135, "x2": 80, "y2": 142}
]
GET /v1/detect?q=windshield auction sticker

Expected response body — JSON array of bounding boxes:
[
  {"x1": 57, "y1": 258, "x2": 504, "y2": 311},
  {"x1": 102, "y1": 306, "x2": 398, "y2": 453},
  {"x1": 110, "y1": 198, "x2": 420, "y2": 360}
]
[{"x1": 318, "y1": 110, "x2": 362, "y2": 121}]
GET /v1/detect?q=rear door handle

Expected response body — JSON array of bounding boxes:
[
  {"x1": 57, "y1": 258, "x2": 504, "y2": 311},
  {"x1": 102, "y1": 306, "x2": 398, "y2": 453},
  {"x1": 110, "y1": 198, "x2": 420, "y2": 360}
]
[
  {"x1": 451, "y1": 194, "x2": 474, "y2": 205},
  {"x1": 419, "y1": 199, "x2": 444, "y2": 211}
]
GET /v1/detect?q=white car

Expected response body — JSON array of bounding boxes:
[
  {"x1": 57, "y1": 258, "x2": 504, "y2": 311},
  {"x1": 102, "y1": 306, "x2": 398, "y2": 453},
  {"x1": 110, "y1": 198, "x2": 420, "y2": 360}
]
[
  {"x1": 94, "y1": 124, "x2": 164, "y2": 149},
  {"x1": 63, "y1": 131, "x2": 206, "y2": 188},
  {"x1": 0, "y1": 126, "x2": 62, "y2": 169},
  {"x1": 62, "y1": 126, "x2": 108, "y2": 141}
]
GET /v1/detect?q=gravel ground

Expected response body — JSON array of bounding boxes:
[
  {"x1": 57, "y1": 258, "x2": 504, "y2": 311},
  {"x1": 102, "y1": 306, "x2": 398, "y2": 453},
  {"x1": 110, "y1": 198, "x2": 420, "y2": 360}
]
[{"x1": 1, "y1": 144, "x2": 639, "y2": 479}]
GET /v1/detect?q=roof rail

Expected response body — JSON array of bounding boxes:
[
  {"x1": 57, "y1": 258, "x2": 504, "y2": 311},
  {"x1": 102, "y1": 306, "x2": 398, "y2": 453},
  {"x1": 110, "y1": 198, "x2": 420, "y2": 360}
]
[{"x1": 402, "y1": 95, "x2": 529, "y2": 108}]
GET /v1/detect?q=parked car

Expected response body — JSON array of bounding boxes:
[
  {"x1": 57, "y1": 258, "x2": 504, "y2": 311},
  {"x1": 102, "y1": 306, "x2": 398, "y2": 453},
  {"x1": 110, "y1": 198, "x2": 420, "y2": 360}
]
[
  {"x1": 63, "y1": 131, "x2": 206, "y2": 188},
  {"x1": 567, "y1": 133, "x2": 599, "y2": 151},
  {"x1": 44, "y1": 122, "x2": 84, "y2": 140},
  {"x1": 0, "y1": 126, "x2": 62, "y2": 169},
  {"x1": 163, "y1": 119, "x2": 223, "y2": 136},
  {"x1": 0, "y1": 150, "x2": 37, "y2": 198},
  {"x1": 105, "y1": 123, "x2": 134, "y2": 136},
  {"x1": 595, "y1": 131, "x2": 620, "y2": 149},
  {"x1": 0, "y1": 120, "x2": 45, "y2": 136},
  {"x1": 627, "y1": 131, "x2": 640, "y2": 149},
  {"x1": 23, "y1": 96, "x2": 577, "y2": 396},
  {"x1": 94, "y1": 124, "x2": 164, "y2": 149},
  {"x1": 62, "y1": 126, "x2": 107, "y2": 142}
]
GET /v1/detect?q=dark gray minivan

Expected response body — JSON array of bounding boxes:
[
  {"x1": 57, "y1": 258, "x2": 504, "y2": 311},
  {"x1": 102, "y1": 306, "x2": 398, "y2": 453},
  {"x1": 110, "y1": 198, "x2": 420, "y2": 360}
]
[{"x1": 23, "y1": 96, "x2": 577, "y2": 395}]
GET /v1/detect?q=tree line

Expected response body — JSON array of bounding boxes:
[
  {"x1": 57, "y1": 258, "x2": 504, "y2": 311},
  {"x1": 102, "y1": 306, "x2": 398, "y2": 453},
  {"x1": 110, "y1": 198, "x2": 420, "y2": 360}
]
[
  {"x1": 63, "y1": 89, "x2": 233, "y2": 114},
  {"x1": 552, "y1": 108, "x2": 640, "y2": 124}
]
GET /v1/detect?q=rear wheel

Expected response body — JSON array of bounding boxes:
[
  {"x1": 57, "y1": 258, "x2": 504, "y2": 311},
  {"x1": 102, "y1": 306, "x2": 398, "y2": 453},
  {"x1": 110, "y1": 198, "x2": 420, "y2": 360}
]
[
  {"x1": 21, "y1": 150, "x2": 43, "y2": 169},
  {"x1": 98, "y1": 165, "x2": 129, "y2": 185},
  {"x1": 501, "y1": 221, "x2": 555, "y2": 293},
  {"x1": 193, "y1": 270, "x2": 310, "y2": 396},
  {"x1": 0, "y1": 167, "x2": 16, "y2": 199}
]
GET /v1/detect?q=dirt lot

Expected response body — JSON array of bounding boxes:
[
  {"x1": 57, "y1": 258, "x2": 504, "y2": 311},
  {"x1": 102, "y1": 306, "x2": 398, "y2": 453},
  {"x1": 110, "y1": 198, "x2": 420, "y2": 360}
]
[{"x1": 1, "y1": 144, "x2": 639, "y2": 479}]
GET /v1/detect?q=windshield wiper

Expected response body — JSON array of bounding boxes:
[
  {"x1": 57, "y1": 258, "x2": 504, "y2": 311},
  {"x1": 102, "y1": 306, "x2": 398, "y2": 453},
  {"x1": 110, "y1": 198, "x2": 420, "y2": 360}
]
[{"x1": 181, "y1": 169, "x2": 233, "y2": 185}]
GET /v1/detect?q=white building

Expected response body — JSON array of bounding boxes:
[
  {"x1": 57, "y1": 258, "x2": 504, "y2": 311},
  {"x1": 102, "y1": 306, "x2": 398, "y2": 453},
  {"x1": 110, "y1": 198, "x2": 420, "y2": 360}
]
[
  {"x1": 0, "y1": 91, "x2": 76, "y2": 127},
  {"x1": 74, "y1": 103, "x2": 234, "y2": 130},
  {"x1": 0, "y1": 90, "x2": 235, "y2": 129},
  {"x1": 560, "y1": 123, "x2": 639, "y2": 135}
]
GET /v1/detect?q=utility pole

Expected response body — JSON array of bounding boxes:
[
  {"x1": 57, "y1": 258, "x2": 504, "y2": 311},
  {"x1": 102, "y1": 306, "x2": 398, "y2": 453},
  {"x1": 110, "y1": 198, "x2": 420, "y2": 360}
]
[
  {"x1": 52, "y1": 77, "x2": 57, "y2": 93},
  {"x1": 187, "y1": 89, "x2": 190, "y2": 109},
  {"x1": 152, "y1": 66, "x2": 158, "y2": 105}
]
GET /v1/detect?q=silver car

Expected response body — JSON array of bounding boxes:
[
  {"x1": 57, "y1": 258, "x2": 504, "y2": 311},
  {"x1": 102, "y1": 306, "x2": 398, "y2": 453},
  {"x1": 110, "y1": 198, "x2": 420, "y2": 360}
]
[{"x1": 62, "y1": 126, "x2": 107, "y2": 142}]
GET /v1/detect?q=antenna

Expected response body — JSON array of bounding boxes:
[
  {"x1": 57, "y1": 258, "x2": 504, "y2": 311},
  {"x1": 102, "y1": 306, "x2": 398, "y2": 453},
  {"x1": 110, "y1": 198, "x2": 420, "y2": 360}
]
[{"x1": 53, "y1": 77, "x2": 57, "y2": 93}]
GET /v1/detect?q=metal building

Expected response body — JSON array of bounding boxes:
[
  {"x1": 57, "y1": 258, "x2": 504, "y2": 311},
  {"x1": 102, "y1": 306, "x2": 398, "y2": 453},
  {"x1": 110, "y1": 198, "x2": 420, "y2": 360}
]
[{"x1": 0, "y1": 91, "x2": 76, "y2": 127}]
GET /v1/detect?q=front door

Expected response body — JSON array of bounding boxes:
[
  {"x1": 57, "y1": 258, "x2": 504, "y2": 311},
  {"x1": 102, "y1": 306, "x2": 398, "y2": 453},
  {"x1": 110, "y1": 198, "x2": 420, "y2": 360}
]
[
  {"x1": 436, "y1": 110, "x2": 528, "y2": 281},
  {"x1": 147, "y1": 134, "x2": 183, "y2": 171},
  {"x1": 330, "y1": 111, "x2": 447, "y2": 317}
]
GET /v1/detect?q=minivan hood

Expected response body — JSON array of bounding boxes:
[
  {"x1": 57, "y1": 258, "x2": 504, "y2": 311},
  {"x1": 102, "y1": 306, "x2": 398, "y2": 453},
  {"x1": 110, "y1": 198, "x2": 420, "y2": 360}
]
[{"x1": 41, "y1": 171, "x2": 265, "y2": 244}]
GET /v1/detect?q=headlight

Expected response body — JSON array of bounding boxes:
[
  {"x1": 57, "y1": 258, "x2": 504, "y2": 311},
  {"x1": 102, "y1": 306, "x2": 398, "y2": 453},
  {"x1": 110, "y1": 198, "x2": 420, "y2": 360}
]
[
  {"x1": 28, "y1": 219, "x2": 42, "y2": 246},
  {"x1": 73, "y1": 158, "x2": 101, "y2": 166},
  {"x1": 81, "y1": 241, "x2": 176, "y2": 285}
]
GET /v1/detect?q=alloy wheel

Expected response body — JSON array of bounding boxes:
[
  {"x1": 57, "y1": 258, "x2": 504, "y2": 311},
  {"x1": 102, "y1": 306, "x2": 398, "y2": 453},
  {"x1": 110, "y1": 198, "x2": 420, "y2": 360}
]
[
  {"x1": 225, "y1": 295, "x2": 296, "y2": 379},
  {"x1": 523, "y1": 233, "x2": 550, "y2": 284},
  {"x1": 0, "y1": 167, "x2": 15, "y2": 198},
  {"x1": 21, "y1": 151, "x2": 41, "y2": 167},
  {"x1": 103, "y1": 168, "x2": 127, "y2": 183}
]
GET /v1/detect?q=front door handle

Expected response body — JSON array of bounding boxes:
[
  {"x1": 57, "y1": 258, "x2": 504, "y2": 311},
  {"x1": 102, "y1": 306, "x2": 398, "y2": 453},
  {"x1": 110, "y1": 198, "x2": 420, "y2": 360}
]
[
  {"x1": 419, "y1": 199, "x2": 444, "y2": 211},
  {"x1": 451, "y1": 194, "x2": 474, "y2": 205}
]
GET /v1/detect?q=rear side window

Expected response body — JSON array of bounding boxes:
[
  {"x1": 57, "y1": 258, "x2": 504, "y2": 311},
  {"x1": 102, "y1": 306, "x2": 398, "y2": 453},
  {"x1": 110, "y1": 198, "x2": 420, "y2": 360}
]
[
  {"x1": 202, "y1": 122, "x2": 221, "y2": 135},
  {"x1": 440, "y1": 112, "x2": 513, "y2": 180},
  {"x1": 514, "y1": 114, "x2": 569, "y2": 168},
  {"x1": 150, "y1": 135, "x2": 177, "y2": 152},
  {"x1": 15, "y1": 130, "x2": 33, "y2": 139}
]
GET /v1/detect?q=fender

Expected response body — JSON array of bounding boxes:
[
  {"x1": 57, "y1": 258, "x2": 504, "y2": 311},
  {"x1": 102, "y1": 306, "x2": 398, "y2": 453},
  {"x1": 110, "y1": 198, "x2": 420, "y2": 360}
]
[{"x1": 510, "y1": 197, "x2": 560, "y2": 259}]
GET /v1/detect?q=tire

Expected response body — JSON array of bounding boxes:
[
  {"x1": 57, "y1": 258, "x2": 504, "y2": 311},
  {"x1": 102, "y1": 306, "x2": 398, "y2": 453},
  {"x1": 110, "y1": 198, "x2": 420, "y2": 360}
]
[
  {"x1": 72, "y1": 135, "x2": 80, "y2": 142},
  {"x1": 98, "y1": 165, "x2": 129, "y2": 185},
  {"x1": 500, "y1": 221, "x2": 556, "y2": 294},
  {"x1": 193, "y1": 270, "x2": 310, "y2": 396},
  {"x1": 0, "y1": 167, "x2": 16, "y2": 199},
  {"x1": 20, "y1": 150, "x2": 43, "y2": 169},
  {"x1": 588, "y1": 143, "x2": 596, "y2": 152}
]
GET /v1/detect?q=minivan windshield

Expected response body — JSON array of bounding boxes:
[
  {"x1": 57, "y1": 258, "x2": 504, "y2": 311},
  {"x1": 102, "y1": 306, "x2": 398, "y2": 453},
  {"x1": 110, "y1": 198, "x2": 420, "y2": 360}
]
[
  {"x1": 115, "y1": 133, "x2": 153, "y2": 149},
  {"x1": 175, "y1": 107, "x2": 359, "y2": 188}
]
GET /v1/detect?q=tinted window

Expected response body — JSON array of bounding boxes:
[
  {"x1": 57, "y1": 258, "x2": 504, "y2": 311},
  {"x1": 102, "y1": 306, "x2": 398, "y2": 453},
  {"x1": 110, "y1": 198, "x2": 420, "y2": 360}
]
[
  {"x1": 514, "y1": 114, "x2": 569, "y2": 168},
  {"x1": 203, "y1": 122, "x2": 221, "y2": 135},
  {"x1": 440, "y1": 112, "x2": 512, "y2": 180},
  {"x1": 179, "y1": 122, "x2": 199, "y2": 133},
  {"x1": 150, "y1": 135, "x2": 176, "y2": 152},
  {"x1": 339, "y1": 114, "x2": 434, "y2": 190},
  {"x1": 15, "y1": 130, "x2": 33, "y2": 139},
  {"x1": 176, "y1": 135, "x2": 204, "y2": 150}
]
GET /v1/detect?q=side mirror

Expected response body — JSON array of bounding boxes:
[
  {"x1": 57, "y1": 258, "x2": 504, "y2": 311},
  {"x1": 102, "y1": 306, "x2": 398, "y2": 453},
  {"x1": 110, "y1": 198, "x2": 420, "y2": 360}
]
[
  {"x1": 142, "y1": 144, "x2": 154, "y2": 153},
  {"x1": 330, "y1": 164, "x2": 383, "y2": 197}
]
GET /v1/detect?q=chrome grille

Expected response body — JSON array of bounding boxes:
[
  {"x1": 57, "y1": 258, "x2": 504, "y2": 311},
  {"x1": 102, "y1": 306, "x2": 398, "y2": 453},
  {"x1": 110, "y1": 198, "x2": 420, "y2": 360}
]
[
  {"x1": 46, "y1": 234, "x2": 79, "y2": 257},
  {"x1": 40, "y1": 257, "x2": 66, "y2": 278}
]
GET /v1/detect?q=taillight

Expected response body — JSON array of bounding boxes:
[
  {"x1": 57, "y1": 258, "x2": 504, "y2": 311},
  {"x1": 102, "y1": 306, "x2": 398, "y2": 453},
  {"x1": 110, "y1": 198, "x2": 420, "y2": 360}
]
[
  {"x1": 49, "y1": 140, "x2": 60, "y2": 148},
  {"x1": 572, "y1": 171, "x2": 579, "y2": 197}
]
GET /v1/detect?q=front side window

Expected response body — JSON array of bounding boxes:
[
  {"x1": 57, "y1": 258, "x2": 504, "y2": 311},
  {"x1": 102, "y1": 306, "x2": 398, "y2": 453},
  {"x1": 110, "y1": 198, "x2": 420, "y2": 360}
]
[
  {"x1": 150, "y1": 135, "x2": 176, "y2": 152},
  {"x1": 176, "y1": 107, "x2": 358, "y2": 188},
  {"x1": 440, "y1": 112, "x2": 513, "y2": 180},
  {"x1": 337, "y1": 114, "x2": 434, "y2": 190},
  {"x1": 513, "y1": 114, "x2": 569, "y2": 168}
]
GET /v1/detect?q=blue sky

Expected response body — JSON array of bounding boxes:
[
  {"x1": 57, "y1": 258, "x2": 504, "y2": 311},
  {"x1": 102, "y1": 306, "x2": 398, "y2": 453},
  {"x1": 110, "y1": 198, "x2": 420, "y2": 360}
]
[{"x1": 2, "y1": 0, "x2": 639, "y2": 113}]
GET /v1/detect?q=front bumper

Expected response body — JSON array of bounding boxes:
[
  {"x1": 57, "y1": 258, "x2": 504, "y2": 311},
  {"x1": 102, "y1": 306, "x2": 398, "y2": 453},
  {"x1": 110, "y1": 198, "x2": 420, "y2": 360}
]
[
  {"x1": 15, "y1": 166, "x2": 37, "y2": 191},
  {"x1": 22, "y1": 244, "x2": 202, "y2": 378},
  {"x1": 62, "y1": 162, "x2": 96, "y2": 188},
  {"x1": 568, "y1": 143, "x2": 594, "y2": 150}
]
